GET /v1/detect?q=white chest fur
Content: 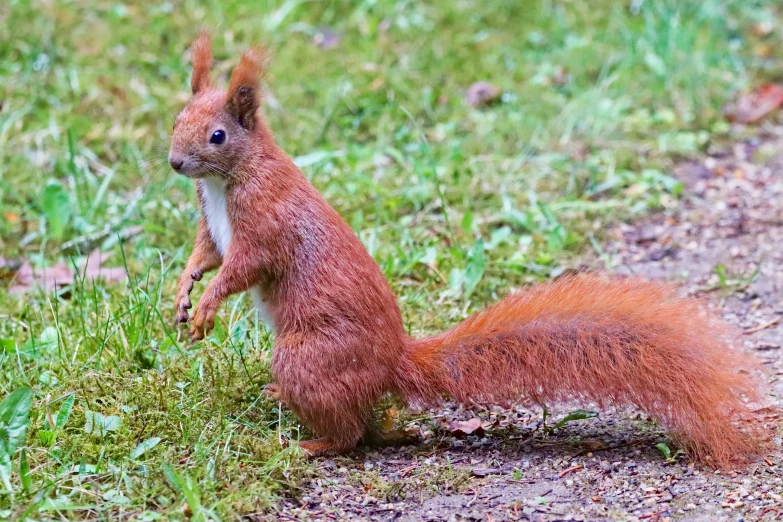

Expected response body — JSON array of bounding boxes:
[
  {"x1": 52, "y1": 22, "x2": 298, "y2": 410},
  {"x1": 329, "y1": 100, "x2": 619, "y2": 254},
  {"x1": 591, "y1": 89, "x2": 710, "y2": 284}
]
[
  {"x1": 199, "y1": 177, "x2": 273, "y2": 329},
  {"x1": 200, "y1": 177, "x2": 232, "y2": 256}
]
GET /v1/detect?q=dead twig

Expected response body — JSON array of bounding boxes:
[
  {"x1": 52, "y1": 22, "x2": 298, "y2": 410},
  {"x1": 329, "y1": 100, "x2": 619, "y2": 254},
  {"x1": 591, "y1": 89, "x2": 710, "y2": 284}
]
[
  {"x1": 558, "y1": 465, "x2": 583, "y2": 478},
  {"x1": 743, "y1": 316, "x2": 780, "y2": 335},
  {"x1": 466, "y1": 488, "x2": 479, "y2": 507}
]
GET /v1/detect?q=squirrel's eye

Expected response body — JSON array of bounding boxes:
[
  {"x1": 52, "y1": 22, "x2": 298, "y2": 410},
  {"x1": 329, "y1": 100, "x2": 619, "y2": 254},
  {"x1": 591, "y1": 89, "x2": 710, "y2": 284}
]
[{"x1": 210, "y1": 130, "x2": 226, "y2": 145}]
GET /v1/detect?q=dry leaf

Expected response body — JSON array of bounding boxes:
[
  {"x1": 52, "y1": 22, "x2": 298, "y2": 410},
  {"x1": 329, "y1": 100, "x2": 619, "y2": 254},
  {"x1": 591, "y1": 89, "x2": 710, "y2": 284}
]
[
  {"x1": 9, "y1": 261, "x2": 74, "y2": 294},
  {"x1": 7, "y1": 249, "x2": 127, "y2": 294},
  {"x1": 83, "y1": 249, "x2": 127, "y2": 284},
  {"x1": 465, "y1": 82, "x2": 501, "y2": 108},
  {"x1": 724, "y1": 84, "x2": 783, "y2": 124},
  {"x1": 3, "y1": 211, "x2": 19, "y2": 224},
  {"x1": 448, "y1": 417, "x2": 484, "y2": 435}
]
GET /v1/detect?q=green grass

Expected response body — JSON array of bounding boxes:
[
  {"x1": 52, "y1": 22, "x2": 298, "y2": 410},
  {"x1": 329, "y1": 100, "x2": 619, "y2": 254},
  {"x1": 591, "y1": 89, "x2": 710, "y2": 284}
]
[{"x1": 1, "y1": 0, "x2": 781, "y2": 518}]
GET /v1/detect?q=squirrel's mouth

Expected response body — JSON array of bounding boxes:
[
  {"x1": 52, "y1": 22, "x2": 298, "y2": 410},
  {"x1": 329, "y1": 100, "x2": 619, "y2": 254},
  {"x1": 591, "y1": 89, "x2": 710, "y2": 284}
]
[
  {"x1": 169, "y1": 154, "x2": 228, "y2": 179},
  {"x1": 173, "y1": 167, "x2": 208, "y2": 179},
  {"x1": 169, "y1": 157, "x2": 206, "y2": 178}
]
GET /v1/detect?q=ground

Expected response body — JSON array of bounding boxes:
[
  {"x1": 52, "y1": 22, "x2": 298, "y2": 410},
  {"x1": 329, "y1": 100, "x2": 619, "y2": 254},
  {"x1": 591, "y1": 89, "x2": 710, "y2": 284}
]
[{"x1": 2, "y1": 1, "x2": 783, "y2": 520}]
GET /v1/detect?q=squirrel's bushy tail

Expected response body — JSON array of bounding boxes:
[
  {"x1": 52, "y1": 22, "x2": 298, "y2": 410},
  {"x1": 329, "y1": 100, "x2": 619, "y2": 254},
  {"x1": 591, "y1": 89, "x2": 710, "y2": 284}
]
[{"x1": 398, "y1": 274, "x2": 766, "y2": 468}]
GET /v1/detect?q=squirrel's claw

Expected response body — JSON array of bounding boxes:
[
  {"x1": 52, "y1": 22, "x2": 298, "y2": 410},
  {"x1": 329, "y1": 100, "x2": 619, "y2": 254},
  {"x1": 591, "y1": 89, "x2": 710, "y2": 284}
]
[{"x1": 174, "y1": 297, "x2": 192, "y2": 325}]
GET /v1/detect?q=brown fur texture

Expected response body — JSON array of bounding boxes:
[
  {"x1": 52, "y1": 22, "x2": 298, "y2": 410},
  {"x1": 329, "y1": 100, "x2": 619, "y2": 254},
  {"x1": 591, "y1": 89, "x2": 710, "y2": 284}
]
[{"x1": 168, "y1": 35, "x2": 767, "y2": 468}]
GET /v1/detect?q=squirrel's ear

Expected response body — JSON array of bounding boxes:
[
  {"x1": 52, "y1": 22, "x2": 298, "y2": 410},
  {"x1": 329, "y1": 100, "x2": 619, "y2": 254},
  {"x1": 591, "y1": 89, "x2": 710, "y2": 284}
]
[
  {"x1": 190, "y1": 31, "x2": 212, "y2": 94},
  {"x1": 226, "y1": 47, "x2": 266, "y2": 129}
]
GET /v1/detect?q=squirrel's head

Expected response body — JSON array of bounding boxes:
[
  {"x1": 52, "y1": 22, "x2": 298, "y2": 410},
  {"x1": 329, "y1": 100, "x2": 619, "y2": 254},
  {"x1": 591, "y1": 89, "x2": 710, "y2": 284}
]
[{"x1": 169, "y1": 32, "x2": 268, "y2": 178}]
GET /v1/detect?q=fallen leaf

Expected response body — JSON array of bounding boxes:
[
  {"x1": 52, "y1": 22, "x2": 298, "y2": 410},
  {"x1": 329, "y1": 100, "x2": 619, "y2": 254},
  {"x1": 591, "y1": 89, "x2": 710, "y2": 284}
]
[
  {"x1": 7, "y1": 249, "x2": 127, "y2": 294},
  {"x1": 3, "y1": 211, "x2": 19, "y2": 224},
  {"x1": 448, "y1": 417, "x2": 484, "y2": 435},
  {"x1": 465, "y1": 82, "x2": 501, "y2": 108},
  {"x1": 83, "y1": 249, "x2": 127, "y2": 284},
  {"x1": 9, "y1": 261, "x2": 73, "y2": 294},
  {"x1": 724, "y1": 84, "x2": 783, "y2": 124},
  {"x1": 313, "y1": 27, "x2": 341, "y2": 49}
]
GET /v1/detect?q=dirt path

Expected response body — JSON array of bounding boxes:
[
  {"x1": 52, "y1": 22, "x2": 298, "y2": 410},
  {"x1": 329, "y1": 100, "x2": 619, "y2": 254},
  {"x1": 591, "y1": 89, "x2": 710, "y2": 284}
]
[{"x1": 270, "y1": 132, "x2": 783, "y2": 521}]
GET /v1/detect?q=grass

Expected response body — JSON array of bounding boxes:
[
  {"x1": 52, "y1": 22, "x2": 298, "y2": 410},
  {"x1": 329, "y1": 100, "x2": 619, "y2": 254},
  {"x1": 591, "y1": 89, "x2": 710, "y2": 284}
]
[{"x1": 1, "y1": 0, "x2": 781, "y2": 518}]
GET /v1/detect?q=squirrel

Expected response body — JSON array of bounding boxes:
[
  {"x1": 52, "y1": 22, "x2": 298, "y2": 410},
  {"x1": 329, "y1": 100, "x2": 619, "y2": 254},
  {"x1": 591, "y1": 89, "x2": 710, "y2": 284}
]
[{"x1": 168, "y1": 32, "x2": 766, "y2": 468}]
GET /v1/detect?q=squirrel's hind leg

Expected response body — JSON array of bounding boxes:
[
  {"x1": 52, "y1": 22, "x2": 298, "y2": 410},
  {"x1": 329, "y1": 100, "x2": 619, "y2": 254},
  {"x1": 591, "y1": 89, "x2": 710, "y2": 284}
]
[
  {"x1": 272, "y1": 333, "x2": 378, "y2": 455},
  {"x1": 297, "y1": 438, "x2": 352, "y2": 457}
]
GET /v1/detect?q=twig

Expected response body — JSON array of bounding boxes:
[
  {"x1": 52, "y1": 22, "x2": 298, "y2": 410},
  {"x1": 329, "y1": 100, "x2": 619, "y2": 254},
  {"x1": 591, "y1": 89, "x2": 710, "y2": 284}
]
[
  {"x1": 570, "y1": 439, "x2": 646, "y2": 458},
  {"x1": 558, "y1": 465, "x2": 583, "y2": 478},
  {"x1": 466, "y1": 488, "x2": 479, "y2": 507},
  {"x1": 399, "y1": 464, "x2": 417, "y2": 477},
  {"x1": 743, "y1": 316, "x2": 780, "y2": 335}
]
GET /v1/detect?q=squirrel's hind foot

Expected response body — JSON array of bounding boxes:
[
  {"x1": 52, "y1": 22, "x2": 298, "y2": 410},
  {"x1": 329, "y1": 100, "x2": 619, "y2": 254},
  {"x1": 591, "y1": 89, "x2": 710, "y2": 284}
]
[
  {"x1": 262, "y1": 383, "x2": 284, "y2": 402},
  {"x1": 298, "y1": 438, "x2": 350, "y2": 457}
]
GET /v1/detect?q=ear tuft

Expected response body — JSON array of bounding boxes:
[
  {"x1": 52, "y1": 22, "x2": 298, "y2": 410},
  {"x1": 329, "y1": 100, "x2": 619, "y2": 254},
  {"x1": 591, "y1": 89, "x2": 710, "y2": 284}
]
[
  {"x1": 226, "y1": 47, "x2": 268, "y2": 129},
  {"x1": 190, "y1": 30, "x2": 213, "y2": 94}
]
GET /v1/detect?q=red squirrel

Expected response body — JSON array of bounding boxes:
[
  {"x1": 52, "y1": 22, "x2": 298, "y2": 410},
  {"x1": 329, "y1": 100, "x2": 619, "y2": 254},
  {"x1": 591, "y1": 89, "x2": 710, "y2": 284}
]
[{"x1": 168, "y1": 33, "x2": 765, "y2": 467}]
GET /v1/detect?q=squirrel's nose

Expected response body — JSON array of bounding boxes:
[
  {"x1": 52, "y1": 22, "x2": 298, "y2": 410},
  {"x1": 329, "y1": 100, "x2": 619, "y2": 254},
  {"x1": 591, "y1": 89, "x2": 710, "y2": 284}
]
[{"x1": 169, "y1": 156, "x2": 184, "y2": 171}]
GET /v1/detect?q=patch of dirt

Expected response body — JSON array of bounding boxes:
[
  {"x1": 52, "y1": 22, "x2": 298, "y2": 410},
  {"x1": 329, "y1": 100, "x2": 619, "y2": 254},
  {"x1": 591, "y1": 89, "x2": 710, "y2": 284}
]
[{"x1": 269, "y1": 131, "x2": 783, "y2": 521}]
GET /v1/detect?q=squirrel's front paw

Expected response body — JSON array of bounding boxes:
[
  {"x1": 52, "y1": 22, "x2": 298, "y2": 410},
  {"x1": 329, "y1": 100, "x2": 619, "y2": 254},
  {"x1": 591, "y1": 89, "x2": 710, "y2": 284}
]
[
  {"x1": 189, "y1": 306, "x2": 215, "y2": 340},
  {"x1": 174, "y1": 295, "x2": 192, "y2": 324},
  {"x1": 174, "y1": 275, "x2": 198, "y2": 325}
]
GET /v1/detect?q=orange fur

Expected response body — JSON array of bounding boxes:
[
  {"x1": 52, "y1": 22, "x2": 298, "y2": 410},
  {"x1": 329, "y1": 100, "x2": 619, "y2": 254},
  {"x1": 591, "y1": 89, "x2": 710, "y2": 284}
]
[
  {"x1": 190, "y1": 31, "x2": 212, "y2": 94},
  {"x1": 398, "y1": 274, "x2": 765, "y2": 467},
  {"x1": 168, "y1": 34, "x2": 768, "y2": 467}
]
